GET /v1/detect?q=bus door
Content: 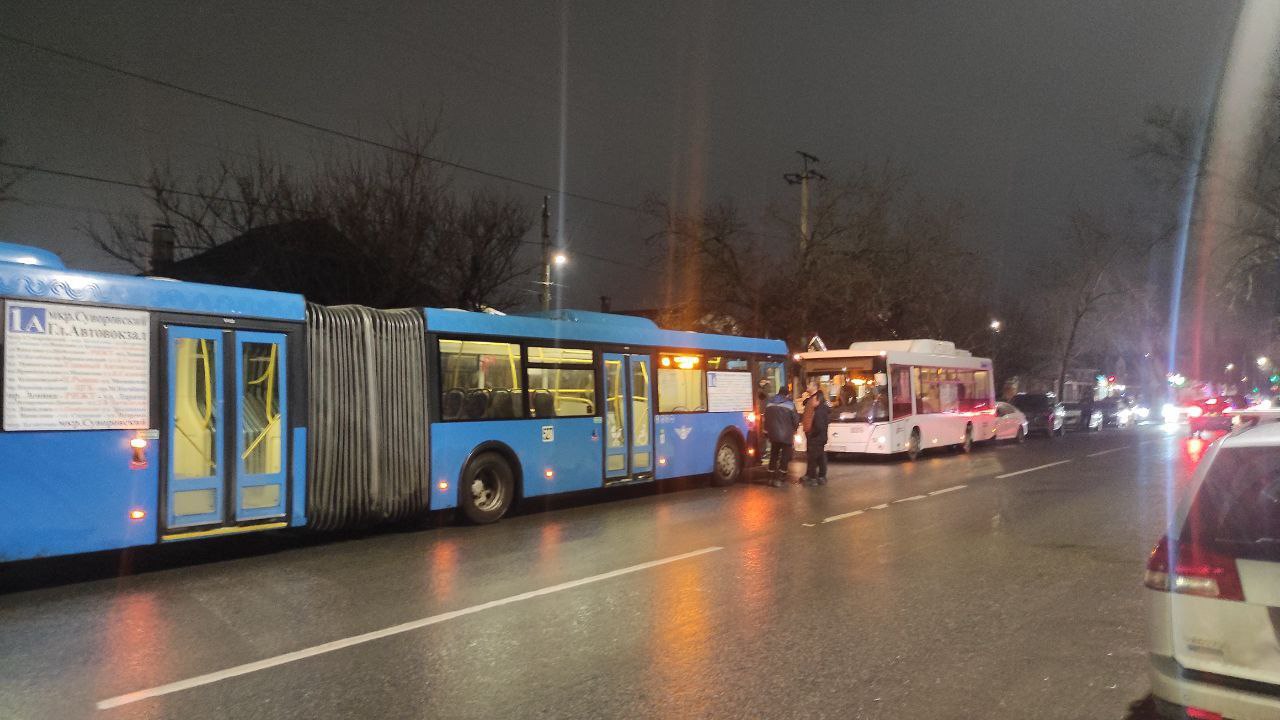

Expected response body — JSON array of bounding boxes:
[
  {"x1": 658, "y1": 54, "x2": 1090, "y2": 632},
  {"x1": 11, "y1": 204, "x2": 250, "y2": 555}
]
[
  {"x1": 163, "y1": 326, "x2": 289, "y2": 538},
  {"x1": 754, "y1": 360, "x2": 786, "y2": 455},
  {"x1": 602, "y1": 353, "x2": 654, "y2": 482}
]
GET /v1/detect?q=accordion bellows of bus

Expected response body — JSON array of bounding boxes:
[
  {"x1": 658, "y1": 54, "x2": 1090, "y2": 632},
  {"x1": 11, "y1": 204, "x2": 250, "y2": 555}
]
[
  {"x1": 796, "y1": 339, "x2": 997, "y2": 459},
  {"x1": 0, "y1": 241, "x2": 789, "y2": 562}
]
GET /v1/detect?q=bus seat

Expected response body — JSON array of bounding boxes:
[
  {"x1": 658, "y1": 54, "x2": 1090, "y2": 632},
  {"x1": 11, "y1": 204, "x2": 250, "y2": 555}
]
[
  {"x1": 489, "y1": 389, "x2": 514, "y2": 418},
  {"x1": 532, "y1": 390, "x2": 556, "y2": 418},
  {"x1": 463, "y1": 389, "x2": 489, "y2": 419},
  {"x1": 442, "y1": 389, "x2": 464, "y2": 419}
]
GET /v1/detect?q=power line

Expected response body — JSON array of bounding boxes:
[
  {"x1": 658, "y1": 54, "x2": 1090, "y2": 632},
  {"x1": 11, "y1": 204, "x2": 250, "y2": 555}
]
[
  {"x1": 0, "y1": 159, "x2": 660, "y2": 274},
  {"x1": 0, "y1": 32, "x2": 642, "y2": 213},
  {"x1": 0, "y1": 33, "x2": 793, "y2": 245}
]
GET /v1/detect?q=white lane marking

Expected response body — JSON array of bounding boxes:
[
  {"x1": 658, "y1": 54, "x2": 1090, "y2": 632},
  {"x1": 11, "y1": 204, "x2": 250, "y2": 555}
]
[
  {"x1": 995, "y1": 459, "x2": 1072, "y2": 479},
  {"x1": 822, "y1": 510, "x2": 864, "y2": 524},
  {"x1": 1087, "y1": 446, "x2": 1130, "y2": 458},
  {"x1": 928, "y1": 484, "x2": 967, "y2": 496},
  {"x1": 96, "y1": 546, "x2": 724, "y2": 710},
  {"x1": 893, "y1": 495, "x2": 927, "y2": 503},
  {"x1": 802, "y1": 523, "x2": 816, "y2": 527},
  {"x1": 869, "y1": 503, "x2": 889, "y2": 510}
]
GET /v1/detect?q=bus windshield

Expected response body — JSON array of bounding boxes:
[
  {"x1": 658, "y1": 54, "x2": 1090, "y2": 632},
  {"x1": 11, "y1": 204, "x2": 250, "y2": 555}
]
[{"x1": 803, "y1": 357, "x2": 888, "y2": 423}]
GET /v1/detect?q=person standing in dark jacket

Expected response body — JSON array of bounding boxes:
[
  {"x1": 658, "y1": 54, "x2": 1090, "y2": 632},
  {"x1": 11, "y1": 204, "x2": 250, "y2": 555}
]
[
  {"x1": 801, "y1": 382, "x2": 830, "y2": 486},
  {"x1": 763, "y1": 384, "x2": 799, "y2": 487}
]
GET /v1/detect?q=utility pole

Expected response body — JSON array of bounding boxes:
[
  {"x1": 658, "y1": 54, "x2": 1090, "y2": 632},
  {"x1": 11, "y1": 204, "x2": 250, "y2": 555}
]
[
  {"x1": 541, "y1": 195, "x2": 552, "y2": 311},
  {"x1": 783, "y1": 150, "x2": 826, "y2": 254}
]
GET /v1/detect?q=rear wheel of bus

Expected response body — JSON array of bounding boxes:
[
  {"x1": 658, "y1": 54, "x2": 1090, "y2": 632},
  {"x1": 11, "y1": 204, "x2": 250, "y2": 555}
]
[{"x1": 460, "y1": 452, "x2": 515, "y2": 524}]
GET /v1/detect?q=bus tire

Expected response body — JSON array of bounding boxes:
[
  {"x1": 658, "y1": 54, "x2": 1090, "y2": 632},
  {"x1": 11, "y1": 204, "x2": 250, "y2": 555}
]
[
  {"x1": 459, "y1": 452, "x2": 515, "y2": 524},
  {"x1": 906, "y1": 428, "x2": 922, "y2": 461},
  {"x1": 711, "y1": 435, "x2": 743, "y2": 486},
  {"x1": 959, "y1": 424, "x2": 973, "y2": 453}
]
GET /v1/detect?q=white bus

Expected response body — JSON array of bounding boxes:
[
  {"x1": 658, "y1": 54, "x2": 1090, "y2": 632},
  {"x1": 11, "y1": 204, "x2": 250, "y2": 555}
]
[{"x1": 796, "y1": 339, "x2": 997, "y2": 460}]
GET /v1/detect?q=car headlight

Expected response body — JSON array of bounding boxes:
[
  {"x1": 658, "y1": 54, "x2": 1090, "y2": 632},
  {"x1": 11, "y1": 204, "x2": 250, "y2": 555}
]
[{"x1": 1162, "y1": 404, "x2": 1180, "y2": 423}]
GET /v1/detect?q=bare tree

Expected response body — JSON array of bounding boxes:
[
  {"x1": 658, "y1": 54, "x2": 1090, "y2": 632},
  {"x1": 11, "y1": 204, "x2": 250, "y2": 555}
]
[
  {"x1": 85, "y1": 122, "x2": 534, "y2": 310},
  {"x1": 647, "y1": 163, "x2": 988, "y2": 347}
]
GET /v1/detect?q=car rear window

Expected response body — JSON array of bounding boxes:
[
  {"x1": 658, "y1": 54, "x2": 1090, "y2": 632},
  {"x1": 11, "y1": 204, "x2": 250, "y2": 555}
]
[
  {"x1": 1012, "y1": 395, "x2": 1048, "y2": 411},
  {"x1": 1184, "y1": 447, "x2": 1280, "y2": 559}
]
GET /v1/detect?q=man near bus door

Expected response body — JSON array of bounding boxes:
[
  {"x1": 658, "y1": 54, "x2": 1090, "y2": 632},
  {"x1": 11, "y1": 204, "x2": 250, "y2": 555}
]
[
  {"x1": 763, "y1": 384, "x2": 799, "y2": 487},
  {"x1": 801, "y1": 381, "x2": 830, "y2": 486}
]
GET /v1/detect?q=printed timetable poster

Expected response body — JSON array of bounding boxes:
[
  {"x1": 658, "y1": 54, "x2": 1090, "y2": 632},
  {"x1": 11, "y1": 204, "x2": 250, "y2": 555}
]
[
  {"x1": 3, "y1": 302, "x2": 151, "y2": 431},
  {"x1": 706, "y1": 371, "x2": 753, "y2": 413}
]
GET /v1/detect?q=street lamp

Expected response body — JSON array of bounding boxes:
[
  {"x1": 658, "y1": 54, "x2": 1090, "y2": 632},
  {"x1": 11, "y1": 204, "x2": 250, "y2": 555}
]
[
  {"x1": 553, "y1": 252, "x2": 568, "y2": 267},
  {"x1": 1259, "y1": 356, "x2": 1271, "y2": 369},
  {"x1": 1226, "y1": 363, "x2": 1235, "y2": 371},
  {"x1": 989, "y1": 319, "x2": 1002, "y2": 332}
]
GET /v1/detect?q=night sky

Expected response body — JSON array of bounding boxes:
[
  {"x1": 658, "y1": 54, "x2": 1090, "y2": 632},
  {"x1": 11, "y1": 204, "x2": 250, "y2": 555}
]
[{"x1": 0, "y1": 1, "x2": 1239, "y2": 311}]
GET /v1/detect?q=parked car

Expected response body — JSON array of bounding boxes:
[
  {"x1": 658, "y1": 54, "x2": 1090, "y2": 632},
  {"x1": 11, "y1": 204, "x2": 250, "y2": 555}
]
[
  {"x1": 1062, "y1": 401, "x2": 1102, "y2": 431},
  {"x1": 1188, "y1": 395, "x2": 1249, "y2": 437},
  {"x1": 1145, "y1": 417, "x2": 1280, "y2": 719},
  {"x1": 1009, "y1": 392, "x2": 1064, "y2": 437},
  {"x1": 992, "y1": 402, "x2": 1028, "y2": 442},
  {"x1": 1095, "y1": 397, "x2": 1133, "y2": 428}
]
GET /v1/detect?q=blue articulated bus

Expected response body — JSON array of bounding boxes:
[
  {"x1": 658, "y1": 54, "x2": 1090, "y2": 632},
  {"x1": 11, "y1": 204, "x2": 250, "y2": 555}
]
[{"x1": 0, "y1": 241, "x2": 788, "y2": 562}]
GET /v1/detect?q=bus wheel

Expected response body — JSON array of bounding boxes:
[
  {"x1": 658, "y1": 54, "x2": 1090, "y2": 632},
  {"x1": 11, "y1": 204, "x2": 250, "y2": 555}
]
[
  {"x1": 906, "y1": 428, "x2": 922, "y2": 461},
  {"x1": 711, "y1": 436, "x2": 742, "y2": 486},
  {"x1": 460, "y1": 452, "x2": 514, "y2": 524},
  {"x1": 959, "y1": 425, "x2": 973, "y2": 453}
]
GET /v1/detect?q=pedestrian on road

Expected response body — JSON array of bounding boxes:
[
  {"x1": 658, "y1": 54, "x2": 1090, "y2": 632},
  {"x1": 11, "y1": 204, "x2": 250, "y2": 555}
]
[
  {"x1": 763, "y1": 383, "x2": 799, "y2": 487},
  {"x1": 802, "y1": 381, "x2": 830, "y2": 486}
]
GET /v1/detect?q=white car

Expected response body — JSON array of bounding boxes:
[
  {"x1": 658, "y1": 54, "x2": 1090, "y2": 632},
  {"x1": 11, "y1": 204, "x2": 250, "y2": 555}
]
[
  {"x1": 992, "y1": 401, "x2": 1028, "y2": 442},
  {"x1": 1146, "y1": 415, "x2": 1280, "y2": 719}
]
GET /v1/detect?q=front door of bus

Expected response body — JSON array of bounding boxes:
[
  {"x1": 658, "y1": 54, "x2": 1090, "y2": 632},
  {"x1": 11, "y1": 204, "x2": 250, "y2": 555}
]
[
  {"x1": 164, "y1": 326, "x2": 289, "y2": 536},
  {"x1": 602, "y1": 353, "x2": 654, "y2": 482}
]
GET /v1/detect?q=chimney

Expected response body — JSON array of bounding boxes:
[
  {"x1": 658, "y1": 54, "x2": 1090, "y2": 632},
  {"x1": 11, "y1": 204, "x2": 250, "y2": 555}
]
[
  {"x1": 149, "y1": 223, "x2": 175, "y2": 275},
  {"x1": 599, "y1": 295, "x2": 611, "y2": 313}
]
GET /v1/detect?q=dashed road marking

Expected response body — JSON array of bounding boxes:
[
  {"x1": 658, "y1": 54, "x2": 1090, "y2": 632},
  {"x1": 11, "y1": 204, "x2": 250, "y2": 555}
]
[
  {"x1": 928, "y1": 484, "x2": 967, "y2": 496},
  {"x1": 822, "y1": 510, "x2": 864, "y2": 524},
  {"x1": 893, "y1": 494, "x2": 928, "y2": 503},
  {"x1": 869, "y1": 503, "x2": 889, "y2": 510},
  {"x1": 96, "y1": 546, "x2": 724, "y2": 710},
  {"x1": 1087, "y1": 446, "x2": 1129, "y2": 458},
  {"x1": 995, "y1": 459, "x2": 1072, "y2": 479}
]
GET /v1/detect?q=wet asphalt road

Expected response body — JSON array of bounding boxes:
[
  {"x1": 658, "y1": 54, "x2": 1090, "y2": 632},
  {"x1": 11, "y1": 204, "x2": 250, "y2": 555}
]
[{"x1": 0, "y1": 424, "x2": 1200, "y2": 719}]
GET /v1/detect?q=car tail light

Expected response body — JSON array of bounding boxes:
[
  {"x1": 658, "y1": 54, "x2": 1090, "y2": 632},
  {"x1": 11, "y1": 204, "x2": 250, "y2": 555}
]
[
  {"x1": 1144, "y1": 535, "x2": 1244, "y2": 601},
  {"x1": 1185, "y1": 707, "x2": 1223, "y2": 720}
]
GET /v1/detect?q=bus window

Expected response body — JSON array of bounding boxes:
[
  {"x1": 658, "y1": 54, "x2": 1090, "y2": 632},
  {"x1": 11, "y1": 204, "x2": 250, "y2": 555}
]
[
  {"x1": 890, "y1": 365, "x2": 913, "y2": 419},
  {"x1": 527, "y1": 346, "x2": 593, "y2": 364},
  {"x1": 439, "y1": 339, "x2": 523, "y2": 420},
  {"x1": 528, "y1": 367, "x2": 596, "y2": 417},
  {"x1": 658, "y1": 353, "x2": 706, "y2": 412},
  {"x1": 241, "y1": 341, "x2": 282, "y2": 476},
  {"x1": 527, "y1": 346, "x2": 596, "y2": 418},
  {"x1": 917, "y1": 367, "x2": 941, "y2": 414},
  {"x1": 706, "y1": 355, "x2": 749, "y2": 371},
  {"x1": 174, "y1": 337, "x2": 219, "y2": 479}
]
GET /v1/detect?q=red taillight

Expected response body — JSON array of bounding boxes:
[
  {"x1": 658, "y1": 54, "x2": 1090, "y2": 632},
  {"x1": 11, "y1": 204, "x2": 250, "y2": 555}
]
[
  {"x1": 1185, "y1": 707, "x2": 1223, "y2": 720},
  {"x1": 1144, "y1": 535, "x2": 1244, "y2": 601},
  {"x1": 746, "y1": 411, "x2": 757, "y2": 424}
]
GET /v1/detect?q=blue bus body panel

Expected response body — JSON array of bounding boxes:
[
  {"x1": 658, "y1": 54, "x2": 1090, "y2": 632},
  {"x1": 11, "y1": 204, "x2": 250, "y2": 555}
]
[
  {"x1": 425, "y1": 308, "x2": 787, "y2": 355},
  {"x1": 0, "y1": 260, "x2": 305, "y2": 321},
  {"x1": 655, "y1": 413, "x2": 750, "y2": 480},
  {"x1": 290, "y1": 427, "x2": 307, "y2": 527},
  {"x1": 0, "y1": 431, "x2": 157, "y2": 561},
  {"x1": 430, "y1": 417, "x2": 604, "y2": 508}
]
